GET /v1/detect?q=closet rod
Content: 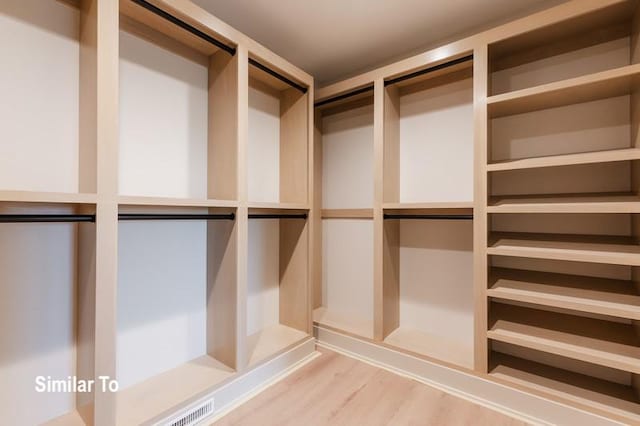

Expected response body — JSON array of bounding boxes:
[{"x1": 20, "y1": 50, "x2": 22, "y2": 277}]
[
  {"x1": 118, "y1": 213, "x2": 235, "y2": 221},
  {"x1": 130, "y1": 0, "x2": 237, "y2": 56},
  {"x1": 384, "y1": 54, "x2": 473, "y2": 87},
  {"x1": 0, "y1": 214, "x2": 96, "y2": 223},
  {"x1": 249, "y1": 58, "x2": 308, "y2": 94},
  {"x1": 314, "y1": 85, "x2": 374, "y2": 108},
  {"x1": 384, "y1": 214, "x2": 473, "y2": 220},
  {"x1": 248, "y1": 213, "x2": 308, "y2": 220}
]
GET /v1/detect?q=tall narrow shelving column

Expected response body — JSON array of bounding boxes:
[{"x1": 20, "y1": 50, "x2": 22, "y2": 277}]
[{"x1": 92, "y1": 0, "x2": 119, "y2": 424}]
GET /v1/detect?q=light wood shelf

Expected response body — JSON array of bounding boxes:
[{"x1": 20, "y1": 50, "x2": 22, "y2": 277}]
[
  {"x1": 313, "y1": 307, "x2": 374, "y2": 339},
  {"x1": 487, "y1": 232, "x2": 640, "y2": 266},
  {"x1": 488, "y1": 304, "x2": 640, "y2": 374},
  {"x1": 487, "y1": 148, "x2": 640, "y2": 172},
  {"x1": 488, "y1": 63, "x2": 640, "y2": 118},
  {"x1": 116, "y1": 355, "x2": 234, "y2": 426},
  {"x1": 321, "y1": 209, "x2": 374, "y2": 219},
  {"x1": 490, "y1": 352, "x2": 640, "y2": 421},
  {"x1": 248, "y1": 202, "x2": 309, "y2": 210},
  {"x1": 118, "y1": 195, "x2": 237, "y2": 208},
  {"x1": 0, "y1": 190, "x2": 97, "y2": 205},
  {"x1": 488, "y1": 192, "x2": 640, "y2": 213},
  {"x1": 488, "y1": 267, "x2": 640, "y2": 320},
  {"x1": 384, "y1": 327, "x2": 474, "y2": 370},
  {"x1": 382, "y1": 202, "x2": 474, "y2": 210},
  {"x1": 246, "y1": 324, "x2": 309, "y2": 367}
]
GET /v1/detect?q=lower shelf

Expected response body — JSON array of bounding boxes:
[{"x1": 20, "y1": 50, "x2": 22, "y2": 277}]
[
  {"x1": 488, "y1": 303, "x2": 640, "y2": 374},
  {"x1": 313, "y1": 307, "x2": 374, "y2": 339},
  {"x1": 116, "y1": 355, "x2": 235, "y2": 425},
  {"x1": 247, "y1": 324, "x2": 309, "y2": 367},
  {"x1": 384, "y1": 327, "x2": 474, "y2": 370},
  {"x1": 490, "y1": 352, "x2": 640, "y2": 421}
]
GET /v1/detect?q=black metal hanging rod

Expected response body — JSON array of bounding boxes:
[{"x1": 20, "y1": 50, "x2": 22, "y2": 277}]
[
  {"x1": 248, "y1": 213, "x2": 308, "y2": 220},
  {"x1": 131, "y1": 0, "x2": 236, "y2": 56},
  {"x1": 118, "y1": 213, "x2": 235, "y2": 221},
  {"x1": 384, "y1": 54, "x2": 473, "y2": 87},
  {"x1": 248, "y1": 58, "x2": 307, "y2": 94},
  {"x1": 314, "y1": 85, "x2": 374, "y2": 108},
  {"x1": 384, "y1": 214, "x2": 473, "y2": 220},
  {"x1": 0, "y1": 214, "x2": 96, "y2": 223}
]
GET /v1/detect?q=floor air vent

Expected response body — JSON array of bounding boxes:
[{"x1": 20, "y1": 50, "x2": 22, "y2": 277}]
[{"x1": 155, "y1": 396, "x2": 215, "y2": 426}]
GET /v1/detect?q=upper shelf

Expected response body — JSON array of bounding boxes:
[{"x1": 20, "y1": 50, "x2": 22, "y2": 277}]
[
  {"x1": 0, "y1": 190, "x2": 97, "y2": 205},
  {"x1": 488, "y1": 192, "x2": 640, "y2": 213},
  {"x1": 488, "y1": 63, "x2": 640, "y2": 118},
  {"x1": 487, "y1": 148, "x2": 640, "y2": 172},
  {"x1": 487, "y1": 232, "x2": 640, "y2": 266}
]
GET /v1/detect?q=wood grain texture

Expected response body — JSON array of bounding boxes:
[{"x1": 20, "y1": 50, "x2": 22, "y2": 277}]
[
  {"x1": 473, "y1": 45, "x2": 489, "y2": 373},
  {"x1": 214, "y1": 347, "x2": 526, "y2": 426},
  {"x1": 208, "y1": 51, "x2": 239, "y2": 200},
  {"x1": 280, "y1": 89, "x2": 309, "y2": 204}
]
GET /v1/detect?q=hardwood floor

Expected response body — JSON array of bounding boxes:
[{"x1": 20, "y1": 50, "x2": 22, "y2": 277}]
[{"x1": 213, "y1": 347, "x2": 528, "y2": 425}]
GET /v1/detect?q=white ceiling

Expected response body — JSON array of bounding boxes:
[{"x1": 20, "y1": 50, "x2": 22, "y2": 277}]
[{"x1": 193, "y1": 0, "x2": 567, "y2": 86}]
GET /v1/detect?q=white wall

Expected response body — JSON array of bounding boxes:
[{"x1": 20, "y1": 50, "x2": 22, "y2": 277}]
[
  {"x1": 0, "y1": 0, "x2": 79, "y2": 193},
  {"x1": 247, "y1": 220, "x2": 280, "y2": 336},
  {"x1": 0, "y1": 206, "x2": 77, "y2": 424},
  {"x1": 399, "y1": 78, "x2": 473, "y2": 203},
  {"x1": 322, "y1": 220, "x2": 374, "y2": 322},
  {"x1": 248, "y1": 86, "x2": 280, "y2": 203},
  {"x1": 117, "y1": 219, "x2": 207, "y2": 389},
  {"x1": 492, "y1": 38, "x2": 630, "y2": 94},
  {"x1": 119, "y1": 30, "x2": 208, "y2": 199},
  {"x1": 322, "y1": 105, "x2": 374, "y2": 208},
  {"x1": 399, "y1": 220, "x2": 473, "y2": 348}
]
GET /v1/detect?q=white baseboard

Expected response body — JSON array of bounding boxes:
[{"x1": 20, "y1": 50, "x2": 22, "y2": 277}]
[{"x1": 315, "y1": 325, "x2": 623, "y2": 426}]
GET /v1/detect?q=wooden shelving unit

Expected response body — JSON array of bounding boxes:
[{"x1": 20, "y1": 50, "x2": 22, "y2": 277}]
[
  {"x1": 1, "y1": 1, "x2": 314, "y2": 424},
  {"x1": 483, "y1": 0, "x2": 640, "y2": 421},
  {"x1": 313, "y1": 0, "x2": 640, "y2": 423},
  {"x1": 313, "y1": 91, "x2": 376, "y2": 340}
]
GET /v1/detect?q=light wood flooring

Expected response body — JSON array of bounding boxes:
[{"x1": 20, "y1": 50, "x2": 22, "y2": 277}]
[{"x1": 213, "y1": 347, "x2": 528, "y2": 425}]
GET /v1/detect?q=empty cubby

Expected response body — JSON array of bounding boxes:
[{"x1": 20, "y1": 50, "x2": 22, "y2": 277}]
[
  {"x1": 383, "y1": 57, "x2": 474, "y2": 206},
  {"x1": 115, "y1": 205, "x2": 237, "y2": 425},
  {"x1": 0, "y1": 202, "x2": 96, "y2": 425},
  {"x1": 0, "y1": 0, "x2": 96, "y2": 195},
  {"x1": 247, "y1": 211, "x2": 309, "y2": 367},
  {"x1": 489, "y1": 0, "x2": 639, "y2": 95},
  {"x1": 381, "y1": 212, "x2": 474, "y2": 369},
  {"x1": 248, "y1": 59, "x2": 309, "y2": 206},
  {"x1": 118, "y1": 2, "x2": 238, "y2": 201}
]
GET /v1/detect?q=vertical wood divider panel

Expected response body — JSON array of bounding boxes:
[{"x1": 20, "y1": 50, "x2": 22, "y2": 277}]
[
  {"x1": 280, "y1": 89, "x2": 309, "y2": 204},
  {"x1": 79, "y1": 0, "x2": 98, "y2": 195},
  {"x1": 208, "y1": 51, "x2": 239, "y2": 200},
  {"x1": 307, "y1": 86, "x2": 316, "y2": 333},
  {"x1": 373, "y1": 79, "x2": 385, "y2": 341},
  {"x1": 279, "y1": 219, "x2": 309, "y2": 332},
  {"x1": 236, "y1": 45, "x2": 249, "y2": 371},
  {"x1": 383, "y1": 85, "x2": 400, "y2": 204},
  {"x1": 312, "y1": 109, "x2": 323, "y2": 312},
  {"x1": 382, "y1": 84, "x2": 400, "y2": 339},
  {"x1": 473, "y1": 45, "x2": 489, "y2": 373},
  {"x1": 207, "y1": 213, "x2": 238, "y2": 369},
  {"x1": 93, "y1": 0, "x2": 119, "y2": 424},
  {"x1": 631, "y1": 3, "x2": 640, "y2": 401}
]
